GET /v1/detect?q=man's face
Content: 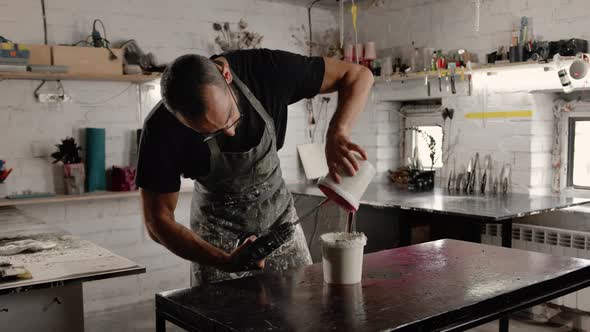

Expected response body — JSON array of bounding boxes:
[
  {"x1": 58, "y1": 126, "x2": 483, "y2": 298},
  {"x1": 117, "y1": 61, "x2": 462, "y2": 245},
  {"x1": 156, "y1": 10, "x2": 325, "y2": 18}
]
[{"x1": 173, "y1": 61, "x2": 241, "y2": 140}]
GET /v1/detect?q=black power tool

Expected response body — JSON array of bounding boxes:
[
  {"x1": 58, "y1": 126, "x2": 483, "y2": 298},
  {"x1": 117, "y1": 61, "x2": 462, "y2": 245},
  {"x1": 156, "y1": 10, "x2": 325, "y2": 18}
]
[{"x1": 233, "y1": 199, "x2": 328, "y2": 270}]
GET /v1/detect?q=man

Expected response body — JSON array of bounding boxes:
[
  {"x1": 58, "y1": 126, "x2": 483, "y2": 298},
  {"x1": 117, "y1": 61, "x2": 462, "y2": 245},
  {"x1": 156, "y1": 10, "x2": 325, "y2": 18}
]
[{"x1": 137, "y1": 48, "x2": 373, "y2": 285}]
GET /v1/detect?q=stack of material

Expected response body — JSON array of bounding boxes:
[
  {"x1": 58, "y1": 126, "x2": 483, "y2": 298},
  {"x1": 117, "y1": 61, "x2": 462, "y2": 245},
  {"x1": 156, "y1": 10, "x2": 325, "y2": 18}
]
[
  {"x1": 0, "y1": 261, "x2": 31, "y2": 281},
  {"x1": 0, "y1": 37, "x2": 29, "y2": 72}
]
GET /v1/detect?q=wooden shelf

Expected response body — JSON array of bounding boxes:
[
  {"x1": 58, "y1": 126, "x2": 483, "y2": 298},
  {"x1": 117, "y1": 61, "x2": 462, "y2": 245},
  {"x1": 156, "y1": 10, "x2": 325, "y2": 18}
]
[
  {"x1": 374, "y1": 61, "x2": 551, "y2": 83},
  {"x1": 0, "y1": 71, "x2": 160, "y2": 83},
  {"x1": 0, "y1": 187, "x2": 192, "y2": 207}
]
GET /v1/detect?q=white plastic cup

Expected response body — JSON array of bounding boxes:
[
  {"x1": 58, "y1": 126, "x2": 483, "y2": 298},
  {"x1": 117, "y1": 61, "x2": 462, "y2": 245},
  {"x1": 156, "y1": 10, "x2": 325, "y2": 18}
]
[
  {"x1": 343, "y1": 44, "x2": 354, "y2": 62},
  {"x1": 353, "y1": 43, "x2": 364, "y2": 62},
  {"x1": 364, "y1": 41, "x2": 377, "y2": 60},
  {"x1": 381, "y1": 56, "x2": 393, "y2": 76},
  {"x1": 321, "y1": 232, "x2": 367, "y2": 284},
  {"x1": 318, "y1": 154, "x2": 376, "y2": 211}
]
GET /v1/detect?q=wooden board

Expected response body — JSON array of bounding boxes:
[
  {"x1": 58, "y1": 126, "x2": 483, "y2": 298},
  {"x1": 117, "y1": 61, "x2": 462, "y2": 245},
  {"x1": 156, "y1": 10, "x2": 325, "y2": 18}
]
[
  {"x1": 0, "y1": 207, "x2": 144, "y2": 295},
  {"x1": 0, "y1": 187, "x2": 193, "y2": 208},
  {"x1": 156, "y1": 239, "x2": 590, "y2": 332},
  {"x1": 21, "y1": 44, "x2": 52, "y2": 65},
  {"x1": 374, "y1": 61, "x2": 550, "y2": 83},
  {"x1": 0, "y1": 71, "x2": 159, "y2": 82},
  {"x1": 52, "y1": 45, "x2": 123, "y2": 75}
]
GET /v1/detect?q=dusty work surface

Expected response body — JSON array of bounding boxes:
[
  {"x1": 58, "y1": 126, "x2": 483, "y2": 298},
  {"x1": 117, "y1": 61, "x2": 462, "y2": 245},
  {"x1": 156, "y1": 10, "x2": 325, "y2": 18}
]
[
  {"x1": 289, "y1": 183, "x2": 590, "y2": 221},
  {"x1": 157, "y1": 239, "x2": 590, "y2": 332},
  {"x1": 0, "y1": 207, "x2": 144, "y2": 295}
]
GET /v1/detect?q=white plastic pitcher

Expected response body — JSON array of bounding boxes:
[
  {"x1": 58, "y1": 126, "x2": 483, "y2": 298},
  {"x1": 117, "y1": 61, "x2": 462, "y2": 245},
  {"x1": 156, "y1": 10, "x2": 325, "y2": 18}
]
[
  {"x1": 320, "y1": 232, "x2": 367, "y2": 284},
  {"x1": 318, "y1": 154, "x2": 376, "y2": 211}
]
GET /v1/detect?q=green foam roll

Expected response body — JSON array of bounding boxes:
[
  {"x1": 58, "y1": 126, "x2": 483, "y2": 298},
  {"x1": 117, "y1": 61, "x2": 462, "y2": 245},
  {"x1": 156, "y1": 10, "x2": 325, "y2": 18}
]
[{"x1": 86, "y1": 127, "x2": 106, "y2": 192}]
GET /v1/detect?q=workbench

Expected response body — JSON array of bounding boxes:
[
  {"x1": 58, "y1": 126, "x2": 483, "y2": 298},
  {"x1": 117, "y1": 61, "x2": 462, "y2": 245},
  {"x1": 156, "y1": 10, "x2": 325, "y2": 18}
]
[
  {"x1": 289, "y1": 183, "x2": 590, "y2": 331},
  {"x1": 155, "y1": 239, "x2": 590, "y2": 331},
  {"x1": 288, "y1": 183, "x2": 590, "y2": 249},
  {"x1": 0, "y1": 207, "x2": 145, "y2": 331}
]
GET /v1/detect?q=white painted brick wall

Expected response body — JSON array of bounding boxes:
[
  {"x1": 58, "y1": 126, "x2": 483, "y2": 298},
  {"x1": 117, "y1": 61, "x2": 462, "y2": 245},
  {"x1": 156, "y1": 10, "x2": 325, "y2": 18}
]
[
  {"x1": 437, "y1": 88, "x2": 552, "y2": 192},
  {"x1": 350, "y1": 0, "x2": 590, "y2": 193},
  {"x1": 0, "y1": 0, "x2": 341, "y2": 315},
  {"x1": 353, "y1": 0, "x2": 590, "y2": 63}
]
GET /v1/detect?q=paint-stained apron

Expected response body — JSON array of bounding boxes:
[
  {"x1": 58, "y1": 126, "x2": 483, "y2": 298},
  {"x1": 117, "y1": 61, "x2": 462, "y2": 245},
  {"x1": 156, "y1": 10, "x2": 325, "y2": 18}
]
[{"x1": 190, "y1": 71, "x2": 312, "y2": 286}]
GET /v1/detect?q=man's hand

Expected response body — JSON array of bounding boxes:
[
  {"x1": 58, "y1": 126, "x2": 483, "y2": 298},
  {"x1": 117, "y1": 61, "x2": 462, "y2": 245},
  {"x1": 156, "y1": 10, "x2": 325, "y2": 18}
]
[
  {"x1": 221, "y1": 235, "x2": 265, "y2": 272},
  {"x1": 318, "y1": 58, "x2": 373, "y2": 183},
  {"x1": 325, "y1": 128, "x2": 368, "y2": 183}
]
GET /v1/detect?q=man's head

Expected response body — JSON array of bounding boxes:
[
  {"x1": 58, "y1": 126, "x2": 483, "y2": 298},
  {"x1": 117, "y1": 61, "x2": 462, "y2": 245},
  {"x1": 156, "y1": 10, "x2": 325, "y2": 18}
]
[{"x1": 160, "y1": 54, "x2": 241, "y2": 139}]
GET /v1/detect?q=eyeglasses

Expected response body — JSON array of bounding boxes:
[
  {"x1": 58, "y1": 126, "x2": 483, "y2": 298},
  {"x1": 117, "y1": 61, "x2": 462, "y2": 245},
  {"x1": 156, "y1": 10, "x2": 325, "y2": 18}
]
[{"x1": 202, "y1": 61, "x2": 242, "y2": 142}]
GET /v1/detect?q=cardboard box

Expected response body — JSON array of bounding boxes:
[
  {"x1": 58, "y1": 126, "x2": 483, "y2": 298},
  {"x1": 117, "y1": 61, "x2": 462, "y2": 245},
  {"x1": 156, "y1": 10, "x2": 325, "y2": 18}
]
[
  {"x1": 21, "y1": 44, "x2": 51, "y2": 65},
  {"x1": 52, "y1": 45, "x2": 123, "y2": 75}
]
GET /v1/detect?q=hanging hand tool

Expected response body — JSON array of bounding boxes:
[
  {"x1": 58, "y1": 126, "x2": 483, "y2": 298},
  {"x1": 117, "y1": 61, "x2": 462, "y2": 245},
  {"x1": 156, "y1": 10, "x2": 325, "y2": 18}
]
[
  {"x1": 425, "y1": 71, "x2": 431, "y2": 97},
  {"x1": 501, "y1": 164, "x2": 511, "y2": 195},
  {"x1": 438, "y1": 68, "x2": 442, "y2": 92},
  {"x1": 464, "y1": 159, "x2": 473, "y2": 193},
  {"x1": 306, "y1": 99, "x2": 315, "y2": 142},
  {"x1": 467, "y1": 61, "x2": 473, "y2": 96},
  {"x1": 468, "y1": 153, "x2": 479, "y2": 194},
  {"x1": 450, "y1": 66, "x2": 457, "y2": 94},
  {"x1": 481, "y1": 155, "x2": 491, "y2": 194},
  {"x1": 456, "y1": 172, "x2": 465, "y2": 192},
  {"x1": 447, "y1": 159, "x2": 456, "y2": 192},
  {"x1": 234, "y1": 198, "x2": 329, "y2": 270}
]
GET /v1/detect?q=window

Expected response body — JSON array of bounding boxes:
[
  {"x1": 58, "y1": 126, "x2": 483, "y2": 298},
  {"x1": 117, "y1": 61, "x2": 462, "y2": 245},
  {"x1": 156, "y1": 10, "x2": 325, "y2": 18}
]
[
  {"x1": 568, "y1": 118, "x2": 590, "y2": 189},
  {"x1": 409, "y1": 125, "x2": 443, "y2": 169}
]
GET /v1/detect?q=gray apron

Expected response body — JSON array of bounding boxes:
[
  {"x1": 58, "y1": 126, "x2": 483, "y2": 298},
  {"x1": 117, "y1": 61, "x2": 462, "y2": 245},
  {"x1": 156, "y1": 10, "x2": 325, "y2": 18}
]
[{"x1": 190, "y1": 71, "x2": 312, "y2": 286}]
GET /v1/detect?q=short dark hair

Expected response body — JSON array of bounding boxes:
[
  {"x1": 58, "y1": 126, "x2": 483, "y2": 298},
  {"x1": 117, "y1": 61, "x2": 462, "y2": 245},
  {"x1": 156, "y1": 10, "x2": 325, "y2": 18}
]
[{"x1": 160, "y1": 54, "x2": 225, "y2": 119}]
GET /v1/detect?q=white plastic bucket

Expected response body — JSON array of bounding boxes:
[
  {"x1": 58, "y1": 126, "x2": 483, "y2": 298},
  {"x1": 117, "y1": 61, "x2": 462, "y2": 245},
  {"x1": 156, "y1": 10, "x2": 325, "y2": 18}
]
[
  {"x1": 318, "y1": 155, "x2": 376, "y2": 211},
  {"x1": 320, "y1": 232, "x2": 367, "y2": 284}
]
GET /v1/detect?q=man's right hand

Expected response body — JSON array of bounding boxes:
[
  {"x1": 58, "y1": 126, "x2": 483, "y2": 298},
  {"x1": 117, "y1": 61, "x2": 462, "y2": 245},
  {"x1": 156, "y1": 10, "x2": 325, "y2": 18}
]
[{"x1": 221, "y1": 235, "x2": 265, "y2": 272}]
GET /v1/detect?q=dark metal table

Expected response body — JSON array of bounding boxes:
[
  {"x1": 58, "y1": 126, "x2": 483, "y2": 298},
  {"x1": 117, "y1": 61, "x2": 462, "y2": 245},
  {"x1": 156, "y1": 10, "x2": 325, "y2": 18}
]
[
  {"x1": 288, "y1": 183, "x2": 590, "y2": 249},
  {"x1": 156, "y1": 239, "x2": 590, "y2": 332},
  {"x1": 288, "y1": 184, "x2": 590, "y2": 332}
]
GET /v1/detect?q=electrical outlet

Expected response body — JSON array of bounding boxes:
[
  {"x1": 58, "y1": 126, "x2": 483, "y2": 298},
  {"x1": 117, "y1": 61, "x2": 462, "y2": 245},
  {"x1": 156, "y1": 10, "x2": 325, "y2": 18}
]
[
  {"x1": 37, "y1": 93, "x2": 60, "y2": 103},
  {"x1": 37, "y1": 93, "x2": 71, "y2": 103}
]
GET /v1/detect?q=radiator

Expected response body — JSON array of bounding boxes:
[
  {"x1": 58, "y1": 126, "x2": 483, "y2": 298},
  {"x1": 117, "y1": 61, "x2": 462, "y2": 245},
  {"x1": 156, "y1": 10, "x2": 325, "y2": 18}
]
[{"x1": 481, "y1": 223, "x2": 590, "y2": 312}]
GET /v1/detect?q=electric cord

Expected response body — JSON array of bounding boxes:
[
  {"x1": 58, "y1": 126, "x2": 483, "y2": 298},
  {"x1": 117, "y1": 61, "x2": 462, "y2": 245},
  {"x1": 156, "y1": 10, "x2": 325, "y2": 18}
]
[
  {"x1": 305, "y1": 0, "x2": 322, "y2": 143},
  {"x1": 39, "y1": 0, "x2": 48, "y2": 91},
  {"x1": 91, "y1": 19, "x2": 118, "y2": 60},
  {"x1": 40, "y1": 0, "x2": 48, "y2": 45},
  {"x1": 34, "y1": 80, "x2": 65, "y2": 101},
  {"x1": 307, "y1": 0, "x2": 321, "y2": 57},
  {"x1": 34, "y1": 80, "x2": 46, "y2": 99},
  {"x1": 72, "y1": 36, "x2": 93, "y2": 46},
  {"x1": 308, "y1": 205, "x2": 321, "y2": 248},
  {"x1": 93, "y1": 19, "x2": 108, "y2": 43},
  {"x1": 75, "y1": 83, "x2": 134, "y2": 105}
]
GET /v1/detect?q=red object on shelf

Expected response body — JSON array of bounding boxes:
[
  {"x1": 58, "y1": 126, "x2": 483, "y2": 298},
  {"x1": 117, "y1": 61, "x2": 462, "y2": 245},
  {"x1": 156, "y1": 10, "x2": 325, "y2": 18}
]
[
  {"x1": 111, "y1": 166, "x2": 137, "y2": 191},
  {"x1": 436, "y1": 57, "x2": 447, "y2": 69}
]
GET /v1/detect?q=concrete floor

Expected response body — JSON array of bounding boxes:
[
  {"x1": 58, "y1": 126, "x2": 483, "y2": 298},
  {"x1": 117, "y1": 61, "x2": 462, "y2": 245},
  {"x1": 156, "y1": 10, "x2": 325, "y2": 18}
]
[
  {"x1": 85, "y1": 300, "x2": 576, "y2": 332},
  {"x1": 86, "y1": 300, "x2": 182, "y2": 332}
]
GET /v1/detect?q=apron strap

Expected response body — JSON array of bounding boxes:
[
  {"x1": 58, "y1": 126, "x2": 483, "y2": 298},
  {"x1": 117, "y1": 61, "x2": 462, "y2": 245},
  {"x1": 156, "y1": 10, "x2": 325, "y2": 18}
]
[
  {"x1": 204, "y1": 69, "x2": 276, "y2": 155},
  {"x1": 230, "y1": 70, "x2": 276, "y2": 138},
  {"x1": 206, "y1": 137, "x2": 221, "y2": 158}
]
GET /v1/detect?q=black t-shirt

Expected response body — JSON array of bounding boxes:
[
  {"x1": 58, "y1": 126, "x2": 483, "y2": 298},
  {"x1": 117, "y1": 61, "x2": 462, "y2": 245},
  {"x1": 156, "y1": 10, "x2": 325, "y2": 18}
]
[{"x1": 136, "y1": 49, "x2": 325, "y2": 193}]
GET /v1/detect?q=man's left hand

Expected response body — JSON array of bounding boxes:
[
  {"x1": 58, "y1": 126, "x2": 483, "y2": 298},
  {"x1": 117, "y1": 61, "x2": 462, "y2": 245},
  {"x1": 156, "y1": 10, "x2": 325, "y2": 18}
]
[{"x1": 325, "y1": 128, "x2": 368, "y2": 184}]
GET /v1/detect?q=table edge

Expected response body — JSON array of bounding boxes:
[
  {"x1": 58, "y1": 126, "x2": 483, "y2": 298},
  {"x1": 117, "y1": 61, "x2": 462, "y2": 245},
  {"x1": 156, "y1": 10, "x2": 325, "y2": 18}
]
[
  {"x1": 0, "y1": 265, "x2": 145, "y2": 296},
  {"x1": 154, "y1": 253, "x2": 590, "y2": 331}
]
